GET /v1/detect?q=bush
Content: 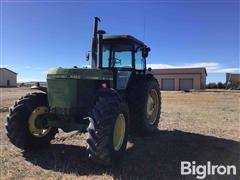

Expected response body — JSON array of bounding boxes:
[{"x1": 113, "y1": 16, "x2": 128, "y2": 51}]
[{"x1": 206, "y1": 82, "x2": 226, "y2": 89}]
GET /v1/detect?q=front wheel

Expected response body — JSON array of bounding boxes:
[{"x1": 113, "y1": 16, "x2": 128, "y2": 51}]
[
  {"x1": 87, "y1": 90, "x2": 129, "y2": 166},
  {"x1": 5, "y1": 93, "x2": 58, "y2": 150}
]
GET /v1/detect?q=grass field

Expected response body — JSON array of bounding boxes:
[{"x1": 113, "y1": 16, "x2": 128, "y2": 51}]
[{"x1": 0, "y1": 88, "x2": 239, "y2": 179}]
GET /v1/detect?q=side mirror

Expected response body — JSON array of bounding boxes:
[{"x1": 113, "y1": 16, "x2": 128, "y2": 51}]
[
  {"x1": 85, "y1": 51, "x2": 90, "y2": 61},
  {"x1": 142, "y1": 47, "x2": 151, "y2": 58}
]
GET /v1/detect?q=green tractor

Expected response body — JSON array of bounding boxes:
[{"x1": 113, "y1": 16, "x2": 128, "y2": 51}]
[{"x1": 6, "y1": 17, "x2": 161, "y2": 166}]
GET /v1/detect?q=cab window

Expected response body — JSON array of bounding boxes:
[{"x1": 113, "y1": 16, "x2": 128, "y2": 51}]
[
  {"x1": 135, "y1": 48, "x2": 145, "y2": 70},
  {"x1": 111, "y1": 44, "x2": 132, "y2": 68},
  {"x1": 102, "y1": 44, "x2": 110, "y2": 68}
]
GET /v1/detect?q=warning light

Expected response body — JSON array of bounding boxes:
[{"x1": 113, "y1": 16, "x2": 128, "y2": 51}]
[{"x1": 101, "y1": 83, "x2": 108, "y2": 88}]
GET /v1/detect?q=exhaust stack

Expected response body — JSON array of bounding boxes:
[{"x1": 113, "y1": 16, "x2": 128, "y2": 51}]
[{"x1": 91, "y1": 17, "x2": 101, "y2": 68}]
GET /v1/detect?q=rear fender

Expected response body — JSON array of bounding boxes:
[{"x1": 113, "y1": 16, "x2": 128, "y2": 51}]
[{"x1": 31, "y1": 86, "x2": 47, "y2": 93}]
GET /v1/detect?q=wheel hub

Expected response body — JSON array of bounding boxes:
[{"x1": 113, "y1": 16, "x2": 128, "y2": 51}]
[
  {"x1": 28, "y1": 106, "x2": 51, "y2": 137},
  {"x1": 147, "y1": 89, "x2": 159, "y2": 124},
  {"x1": 113, "y1": 113, "x2": 126, "y2": 151}
]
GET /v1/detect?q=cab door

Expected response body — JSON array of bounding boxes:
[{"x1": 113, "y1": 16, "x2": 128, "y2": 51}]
[{"x1": 111, "y1": 44, "x2": 133, "y2": 90}]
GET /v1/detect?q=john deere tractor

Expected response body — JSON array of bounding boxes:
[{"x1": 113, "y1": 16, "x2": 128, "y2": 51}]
[{"x1": 6, "y1": 17, "x2": 161, "y2": 166}]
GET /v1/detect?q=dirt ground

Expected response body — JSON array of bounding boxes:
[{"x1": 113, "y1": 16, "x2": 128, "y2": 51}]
[{"x1": 0, "y1": 88, "x2": 239, "y2": 179}]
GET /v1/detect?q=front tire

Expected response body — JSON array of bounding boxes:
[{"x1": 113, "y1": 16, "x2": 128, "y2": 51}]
[
  {"x1": 87, "y1": 90, "x2": 129, "y2": 166},
  {"x1": 5, "y1": 93, "x2": 58, "y2": 150}
]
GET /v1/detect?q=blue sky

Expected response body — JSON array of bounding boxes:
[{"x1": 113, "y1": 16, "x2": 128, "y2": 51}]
[{"x1": 0, "y1": 0, "x2": 239, "y2": 83}]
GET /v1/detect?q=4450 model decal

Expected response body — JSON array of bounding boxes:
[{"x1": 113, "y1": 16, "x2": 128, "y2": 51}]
[{"x1": 47, "y1": 74, "x2": 113, "y2": 80}]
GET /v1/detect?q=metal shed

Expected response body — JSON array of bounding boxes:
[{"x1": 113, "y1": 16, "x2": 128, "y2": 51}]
[{"x1": 0, "y1": 68, "x2": 17, "y2": 87}]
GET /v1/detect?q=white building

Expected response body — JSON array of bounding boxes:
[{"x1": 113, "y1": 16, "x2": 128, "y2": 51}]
[
  {"x1": 0, "y1": 68, "x2": 17, "y2": 87},
  {"x1": 152, "y1": 68, "x2": 207, "y2": 91}
]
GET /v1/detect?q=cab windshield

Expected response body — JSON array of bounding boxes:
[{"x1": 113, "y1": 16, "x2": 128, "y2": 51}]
[{"x1": 102, "y1": 43, "x2": 133, "y2": 68}]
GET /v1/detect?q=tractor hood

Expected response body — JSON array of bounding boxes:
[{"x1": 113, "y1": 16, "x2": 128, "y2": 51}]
[{"x1": 46, "y1": 67, "x2": 113, "y2": 116}]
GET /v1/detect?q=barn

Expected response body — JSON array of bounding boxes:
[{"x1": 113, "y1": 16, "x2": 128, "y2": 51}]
[
  {"x1": 152, "y1": 68, "x2": 207, "y2": 91},
  {"x1": 0, "y1": 68, "x2": 17, "y2": 87}
]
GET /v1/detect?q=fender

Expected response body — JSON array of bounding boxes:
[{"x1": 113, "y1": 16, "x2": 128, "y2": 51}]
[{"x1": 31, "y1": 85, "x2": 47, "y2": 93}]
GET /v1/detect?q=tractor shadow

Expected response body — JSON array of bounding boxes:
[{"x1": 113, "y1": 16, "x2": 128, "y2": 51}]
[{"x1": 22, "y1": 130, "x2": 240, "y2": 179}]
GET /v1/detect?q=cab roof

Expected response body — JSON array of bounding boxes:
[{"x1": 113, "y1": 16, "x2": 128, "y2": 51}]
[{"x1": 103, "y1": 35, "x2": 145, "y2": 46}]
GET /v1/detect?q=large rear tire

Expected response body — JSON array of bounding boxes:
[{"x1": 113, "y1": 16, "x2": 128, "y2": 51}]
[
  {"x1": 5, "y1": 93, "x2": 58, "y2": 150},
  {"x1": 127, "y1": 76, "x2": 161, "y2": 136},
  {"x1": 87, "y1": 90, "x2": 129, "y2": 166}
]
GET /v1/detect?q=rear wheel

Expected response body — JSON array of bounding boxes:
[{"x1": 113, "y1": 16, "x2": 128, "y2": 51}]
[
  {"x1": 127, "y1": 76, "x2": 161, "y2": 135},
  {"x1": 147, "y1": 89, "x2": 159, "y2": 125},
  {"x1": 87, "y1": 91, "x2": 129, "y2": 166},
  {"x1": 5, "y1": 93, "x2": 58, "y2": 150}
]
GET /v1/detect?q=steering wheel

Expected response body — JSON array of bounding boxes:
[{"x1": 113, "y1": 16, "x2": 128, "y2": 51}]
[{"x1": 111, "y1": 57, "x2": 122, "y2": 66}]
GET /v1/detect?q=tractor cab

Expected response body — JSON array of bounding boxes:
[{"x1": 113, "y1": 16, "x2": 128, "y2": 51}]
[
  {"x1": 101, "y1": 35, "x2": 149, "y2": 70},
  {"x1": 89, "y1": 17, "x2": 151, "y2": 90},
  {"x1": 100, "y1": 35, "x2": 151, "y2": 90}
]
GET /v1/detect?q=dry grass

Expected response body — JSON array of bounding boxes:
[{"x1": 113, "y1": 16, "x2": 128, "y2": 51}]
[{"x1": 0, "y1": 88, "x2": 239, "y2": 179}]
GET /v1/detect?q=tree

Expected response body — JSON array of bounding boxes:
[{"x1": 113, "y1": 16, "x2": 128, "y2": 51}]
[
  {"x1": 206, "y1": 82, "x2": 217, "y2": 89},
  {"x1": 217, "y1": 82, "x2": 225, "y2": 89}
]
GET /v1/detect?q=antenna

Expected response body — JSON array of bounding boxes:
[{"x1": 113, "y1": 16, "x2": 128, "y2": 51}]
[{"x1": 143, "y1": 16, "x2": 146, "y2": 42}]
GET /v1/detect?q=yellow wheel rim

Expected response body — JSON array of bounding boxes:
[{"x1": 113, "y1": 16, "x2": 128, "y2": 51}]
[
  {"x1": 147, "y1": 89, "x2": 159, "y2": 124},
  {"x1": 28, "y1": 106, "x2": 51, "y2": 137},
  {"x1": 113, "y1": 113, "x2": 126, "y2": 151}
]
